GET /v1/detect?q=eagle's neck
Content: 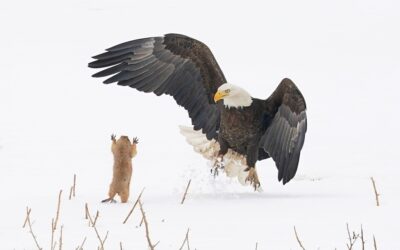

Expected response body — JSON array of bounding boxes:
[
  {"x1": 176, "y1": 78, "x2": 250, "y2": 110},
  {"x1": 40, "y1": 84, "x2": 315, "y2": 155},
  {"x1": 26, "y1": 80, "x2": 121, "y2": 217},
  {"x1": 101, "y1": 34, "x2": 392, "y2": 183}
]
[{"x1": 223, "y1": 88, "x2": 253, "y2": 108}]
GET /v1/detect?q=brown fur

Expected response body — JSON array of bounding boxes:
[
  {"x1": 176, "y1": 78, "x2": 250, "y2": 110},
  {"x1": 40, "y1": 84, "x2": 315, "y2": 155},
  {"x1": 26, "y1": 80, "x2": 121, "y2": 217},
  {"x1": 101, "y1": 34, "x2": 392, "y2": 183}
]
[{"x1": 103, "y1": 135, "x2": 137, "y2": 203}]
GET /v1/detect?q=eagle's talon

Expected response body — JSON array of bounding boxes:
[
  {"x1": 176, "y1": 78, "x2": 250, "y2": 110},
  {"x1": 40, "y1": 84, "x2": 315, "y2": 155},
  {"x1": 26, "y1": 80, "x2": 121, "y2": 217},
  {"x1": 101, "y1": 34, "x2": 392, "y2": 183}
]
[
  {"x1": 211, "y1": 167, "x2": 219, "y2": 177},
  {"x1": 245, "y1": 168, "x2": 261, "y2": 190},
  {"x1": 211, "y1": 157, "x2": 224, "y2": 178}
]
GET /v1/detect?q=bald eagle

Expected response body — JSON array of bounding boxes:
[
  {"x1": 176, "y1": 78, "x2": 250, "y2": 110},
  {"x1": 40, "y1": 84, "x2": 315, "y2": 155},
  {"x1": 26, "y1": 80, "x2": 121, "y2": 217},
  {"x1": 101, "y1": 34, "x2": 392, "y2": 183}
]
[{"x1": 89, "y1": 33, "x2": 307, "y2": 189}]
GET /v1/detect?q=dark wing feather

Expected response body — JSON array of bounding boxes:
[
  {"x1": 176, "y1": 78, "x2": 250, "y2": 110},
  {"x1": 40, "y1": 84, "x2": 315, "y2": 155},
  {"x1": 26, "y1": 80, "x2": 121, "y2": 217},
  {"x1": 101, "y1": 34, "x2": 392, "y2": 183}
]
[
  {"x1": 89, "y1": 34, "x2": 227, "y2": 139},
  {"x1": 260, "y1": 78, "x2": 307, "y2": 184}
]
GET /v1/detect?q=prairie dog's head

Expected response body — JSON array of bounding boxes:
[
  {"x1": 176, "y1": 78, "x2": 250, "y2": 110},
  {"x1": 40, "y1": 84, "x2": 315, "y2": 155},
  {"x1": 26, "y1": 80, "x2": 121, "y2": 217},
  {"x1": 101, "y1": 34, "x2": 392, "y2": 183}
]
[
  {"x1": 118, "y1": 136, "x2": 131, "y2": 144},
  {"x1": 114, "y1": 135, "x2": 133, "y2": 155}
]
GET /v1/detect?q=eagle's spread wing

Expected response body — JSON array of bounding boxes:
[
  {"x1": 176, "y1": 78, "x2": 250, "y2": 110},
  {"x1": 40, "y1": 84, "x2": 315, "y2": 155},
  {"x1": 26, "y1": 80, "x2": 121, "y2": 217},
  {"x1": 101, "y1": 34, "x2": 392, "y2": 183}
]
[
  {"x1": 89, "y1": 33, "x2": 226, "y2": 139},
  {"x1": 260, "y1": 78, "x2": 307, "y2": 184}
]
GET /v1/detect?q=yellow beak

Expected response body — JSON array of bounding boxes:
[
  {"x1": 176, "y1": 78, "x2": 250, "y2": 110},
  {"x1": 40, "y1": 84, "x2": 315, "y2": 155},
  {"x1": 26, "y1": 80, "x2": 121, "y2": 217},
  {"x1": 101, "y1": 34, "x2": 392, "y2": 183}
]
[{"x1": 214, "y1": 91, "x2": 227, "y2": 103}]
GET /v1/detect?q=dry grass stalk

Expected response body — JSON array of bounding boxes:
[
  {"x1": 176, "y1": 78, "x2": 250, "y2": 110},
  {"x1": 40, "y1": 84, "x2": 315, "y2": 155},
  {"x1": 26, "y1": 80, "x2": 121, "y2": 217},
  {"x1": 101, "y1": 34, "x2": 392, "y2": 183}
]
[
  {"x1": 102, "y1": 231, "x2": 109, "y2": 248},
  {"x1": 138, "y1": 199, "x2": 159, "y2": 249},
  {"x1": 255, "y1": 242, "x2": 258, "y2": 250},
  {"x1": 122, "y1": 187, "x2": 145, "y2": 224},
  {"x1": 85, "y1": 203, "x2": 94, "y2": 226},
  {"x1": 92, "y1": 222, "x2": 105, "y2": 249},
  {"x1": 139, "y1": 216, "x2": 144, "y2": 227},
  {"x1": 85, "y1": 203, "x2": 88, "y2": 219},
  {"x1": 360, "y1": 225, "x2": 365, "y2": 250},
  {"x1": 86, "y1": 204, "x2": 107, "y2": 250},
  {"x1": 50, "y1": 190, "x2": 63, "y2": 250},
  {"x1": 178, "y1": 228, "x2": 190, "y2": 250},
  {"x1": 92, "y1": 210, "x2": 100, "y2": 227},
  {"x1": 181, "y1": 179, "x2": 192, "y2": 204},
  {"x1": 370, "y1": 177, "x2": 380, "y2": 206},
  {"x1": 373, "y1": 235, "x2": 377, "y2": 250},
  {"x1": 51, "y1": 218, "x2": 56, "y2": 250},
  {"x1": 69, "y1": 187, "x2": 74, "y2": 200},
  {"x1": 58, "y1": 225, "x2": 63, "y2": 250},
  {"x1": 75, "y1": 237, "x2": 87, "y2": 250},
  {"x1": 73, "y1": 174, "x2": 76, "y2": 197},
  {"x1": 25, "y1": 207, "x2": 42, "y2": 250},
  {"x1": 346, "y1": 223, "x2": 359, "y2": 250},
  {"x1": 294, "y1": 226, "x2": 306, "y2": 250},
  {"x1": 22, "y1": 207, "x2": 32, "y2": 228},
  {"x1": 120, "y1": 242, "x2": 123, "y2": 250},
  {"x1": 53, "y1": 190, "x2": 62, "y2": 231},
  {"x1": 69, "y1": 174, "x2": 77, "y2": 200}
]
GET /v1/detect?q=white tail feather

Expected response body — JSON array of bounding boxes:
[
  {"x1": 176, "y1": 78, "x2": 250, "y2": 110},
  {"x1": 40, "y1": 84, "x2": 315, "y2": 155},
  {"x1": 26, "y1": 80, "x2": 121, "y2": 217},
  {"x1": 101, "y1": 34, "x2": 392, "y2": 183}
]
[{"x1": 179, "y1": 126, "x2": 250, "y2": 186}]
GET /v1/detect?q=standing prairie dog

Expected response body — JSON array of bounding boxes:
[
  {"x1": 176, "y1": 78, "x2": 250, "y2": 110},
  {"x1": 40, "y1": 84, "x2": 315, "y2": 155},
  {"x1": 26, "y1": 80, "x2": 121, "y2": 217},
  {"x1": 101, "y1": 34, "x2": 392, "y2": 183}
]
[{"x1": 102, "y1": 134, "x2": 138, "y2": 203}]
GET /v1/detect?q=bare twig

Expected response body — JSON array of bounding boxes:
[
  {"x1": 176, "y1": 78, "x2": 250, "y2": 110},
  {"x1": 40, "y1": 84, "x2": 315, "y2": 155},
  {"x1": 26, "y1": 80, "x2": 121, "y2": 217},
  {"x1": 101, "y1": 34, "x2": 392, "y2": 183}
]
[
  {"x1": 50, "y1": 191, "x2": 62, "y2": 250},
  {"x1": 85, "y1": 203, "x2": 94, "y2": 226},
  {"x1": 85, "y1": 203, "x2": 88, "y2": 220},
  {"x1": 51, "y1": 218, "x2": 56, "y2": 250},
  {"x1": 53, "y1": 190, "x2": 62, "y2": 231},
  {"x1": 25, "y1": 207, "x2": 42, "y2": 250},
  {"x1": 69, "y1": 175, "x2": 77, "y2": 200},
  {"x1": 373, "y1": 235, "x2": 378, "y2": 250},
  {"x1": 346, "y1": 223, "x2": 359, "y2": 250},
  {"x1": 120, "y1": 242, "x2": 123, "y2": 250},
  {"x1": 73, "y1": 174, "x2": 76, "y2": 197},
  {"x1": 86, "y1": 204, "x2": 107, "y2": 250},
  {"x1": 58, "y1": 225, "x2": 63, "y2": 250},
  {"x1": 178, "y1": 228, "x2": 190, "y2": 250},
  {"x1": 294, "y1": 226, "x2": 306, "y2": 250},
  {"x1": 75, "y1": 237, "x2": 86, "y2": 250},
  {"x1": 360, "y1": 225, "x2": 365, "y2": 250},
  {"x1": 370, "y1": 177, "x2": 380, "y2": 206},
  {"x1": 22, "y1": 207, "x2": 32, "y2": 228},
  {"x1": 69, "y1": 187, "x2": 74, "y2": 200},
  {"x1": 138, "y1": 199, "x2": 158, "y2": 249},
  {"x1": 139, "y1": 216, "x2": 144, "y2": 227},
  {"x1": 255, "y1": 242, "x2": 258, "y2": 250},
  {"x1": 92, "y1": 211, "x2": 100, "y2": 227},
  {"x1": 123, "y1": 188, "x2": 145, "y2": 224},
  {"x1": 181, "y1": 179, "x2": 192, "y2": 204},
  {"x1": 102, "y1": 231, "x2": 109, "y2": 247},
  {"x1": 92, "y1": 223, "x2": 104, "y2": 249}
]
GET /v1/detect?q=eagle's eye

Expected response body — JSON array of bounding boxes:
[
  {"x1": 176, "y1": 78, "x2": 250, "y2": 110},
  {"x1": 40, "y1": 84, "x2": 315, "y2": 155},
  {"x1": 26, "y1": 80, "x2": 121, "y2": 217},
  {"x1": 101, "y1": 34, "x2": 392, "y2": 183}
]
[{"x1": 225, "y1": 89, "x2": 231, "y2": 93}]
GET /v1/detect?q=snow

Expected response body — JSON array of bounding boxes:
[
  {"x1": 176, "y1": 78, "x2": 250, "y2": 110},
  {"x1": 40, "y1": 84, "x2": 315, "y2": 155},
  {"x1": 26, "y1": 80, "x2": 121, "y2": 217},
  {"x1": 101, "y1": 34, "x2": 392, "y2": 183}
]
[{"x1": 1, "y1": 0, "x2": 400, "y2": 249}]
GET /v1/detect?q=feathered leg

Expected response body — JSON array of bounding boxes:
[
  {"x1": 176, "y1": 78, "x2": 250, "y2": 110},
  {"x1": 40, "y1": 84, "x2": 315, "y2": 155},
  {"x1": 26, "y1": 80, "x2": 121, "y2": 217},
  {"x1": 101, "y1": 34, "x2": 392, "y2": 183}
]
[
  {"x1": 211, "y1": 136, "x2": 229, "y2": 177},
  {"x1": 245, "y1": 138, "x2": 261, "y2": 190}
]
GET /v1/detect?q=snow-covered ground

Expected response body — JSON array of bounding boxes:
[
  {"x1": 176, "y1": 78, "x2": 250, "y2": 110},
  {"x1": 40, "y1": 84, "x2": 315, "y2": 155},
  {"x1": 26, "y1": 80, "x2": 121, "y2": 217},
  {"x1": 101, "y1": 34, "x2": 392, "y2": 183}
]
[{"x1": 1, "y1": 0, "x2": 399, "y2": 249}]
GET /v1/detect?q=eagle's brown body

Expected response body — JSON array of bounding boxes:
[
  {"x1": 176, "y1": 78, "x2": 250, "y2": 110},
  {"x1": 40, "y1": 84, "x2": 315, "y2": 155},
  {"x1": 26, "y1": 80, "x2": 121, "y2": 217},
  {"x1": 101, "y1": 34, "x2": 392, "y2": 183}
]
[{"x1": 219, "y1": 99, "x2": 267, "y2": 161}]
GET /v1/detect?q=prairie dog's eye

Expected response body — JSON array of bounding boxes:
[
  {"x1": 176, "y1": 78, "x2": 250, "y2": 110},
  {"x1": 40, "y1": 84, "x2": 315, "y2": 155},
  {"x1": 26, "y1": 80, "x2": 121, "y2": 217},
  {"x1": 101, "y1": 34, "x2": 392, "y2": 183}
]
[{"x1": 225, "y1": 89, "x2": 230, "y2": 93}]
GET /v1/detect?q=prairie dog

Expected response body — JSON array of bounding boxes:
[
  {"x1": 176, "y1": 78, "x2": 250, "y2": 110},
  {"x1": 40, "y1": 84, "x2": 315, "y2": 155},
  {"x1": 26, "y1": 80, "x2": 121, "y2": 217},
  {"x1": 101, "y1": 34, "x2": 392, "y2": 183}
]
[{"x1": 102, "y1": 134, "x2": 138, "y2": 203}]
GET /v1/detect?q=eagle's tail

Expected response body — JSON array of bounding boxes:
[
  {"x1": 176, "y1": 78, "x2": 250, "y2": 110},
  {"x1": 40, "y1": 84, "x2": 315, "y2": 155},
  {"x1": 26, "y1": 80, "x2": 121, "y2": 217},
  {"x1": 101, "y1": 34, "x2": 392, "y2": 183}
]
[{"x1": 179, "y1": 126, "x2": 249, "y2": 186}]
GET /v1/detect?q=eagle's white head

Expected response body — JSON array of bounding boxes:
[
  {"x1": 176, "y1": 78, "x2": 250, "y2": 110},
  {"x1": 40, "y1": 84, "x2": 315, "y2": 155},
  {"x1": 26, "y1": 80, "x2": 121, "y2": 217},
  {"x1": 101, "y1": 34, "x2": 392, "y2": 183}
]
[{"x1": 214, "y1": 83, "x2": 253, "y2": 108}]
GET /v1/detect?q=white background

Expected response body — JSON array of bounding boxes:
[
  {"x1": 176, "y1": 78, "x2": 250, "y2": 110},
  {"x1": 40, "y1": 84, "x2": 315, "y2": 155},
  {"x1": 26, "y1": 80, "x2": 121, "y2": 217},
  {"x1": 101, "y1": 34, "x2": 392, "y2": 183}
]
[{"x1": 0, "y1": 0, "x2": 399, "y2": 249}]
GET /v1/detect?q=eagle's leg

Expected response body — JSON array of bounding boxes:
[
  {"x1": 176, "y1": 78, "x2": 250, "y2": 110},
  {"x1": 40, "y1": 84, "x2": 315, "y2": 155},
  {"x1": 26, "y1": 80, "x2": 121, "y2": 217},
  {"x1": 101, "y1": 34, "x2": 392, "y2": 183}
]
[
  {"x1": 245, "y1": 166, "x2": 261, "y2": 190},
  {"x1": 245, "y1": 139, "x2": 261, "y2": 190},
  {"x1": 211, "y1": 137, "x2": 229, "y2": 177},
  {"x1": 211, "y1": 155, "x2": 224, "y2": 177}
]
